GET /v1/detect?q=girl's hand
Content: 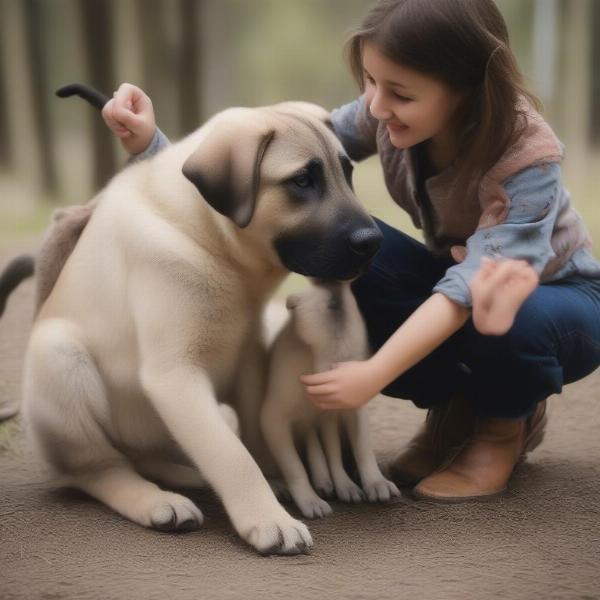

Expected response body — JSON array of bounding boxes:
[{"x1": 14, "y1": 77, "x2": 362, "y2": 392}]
[
  {"x1": 101, "y1": 83, "x2": 156, "y2": 155},
  {"x1": 470, "y1": 257, "x2": 539, "y2": 335},
  {"x1": 300, "y1": 360, "x2": 382, "y2": 411}
]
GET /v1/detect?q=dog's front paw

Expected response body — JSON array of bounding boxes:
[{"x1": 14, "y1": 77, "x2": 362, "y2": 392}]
[
  {"x1": 144, "y1": 491, "x2": 204, "y2": 532},
  {"x1": 241, "y1": 513, "x2": 313, "y2": 556},
  {"x1": 362, "y1": 478, "x2": 400, "y2": 503}
]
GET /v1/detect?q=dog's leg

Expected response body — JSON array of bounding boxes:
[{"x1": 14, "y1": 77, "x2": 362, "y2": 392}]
[
  {"x1": 342, "y1": 410, "x2": 400, "y2": 503},
  {"x1": 141, "y1": 365, "x2": 312, "y2": 554},
  {"x1": 133, "y1": 458, "x2": 206, "y2": 489},
  {"x1": 23, "y1": 319, "x2": 204, "y2": 532},
  {"x1": 134, "y1": 402, "x2": 240, "y2": 489},
  {"x1": 234, "y1": 334, "x2": 280, "y2": 477},
  {"x1": 132, "y1": 273, "x2": 312, "y2": 555},
  {"x1": 305, "y1": 426, "x2": 334, "y2": 499},
  {"x1": 76, "y1": 463, "x2": 204, "y2": 531},
  {"x1": 318, "y1": 413, "x2": 364, "y2": 503},
  {"x1": 261, "y1": 409, "x2": 332, "y2": 519}
]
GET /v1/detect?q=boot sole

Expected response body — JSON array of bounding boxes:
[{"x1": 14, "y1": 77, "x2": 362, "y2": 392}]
[{"x1": 410, "y1": 486, "x2": 507, "y2": 503}]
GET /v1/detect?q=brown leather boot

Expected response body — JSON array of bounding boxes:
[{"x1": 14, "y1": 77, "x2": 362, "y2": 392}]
[
  {"x1": 412, "y1": 400, "x2": 547, "y2": 502},
  {"x1": 388, "y1": 394, "x2": 475, "y2": 487}
]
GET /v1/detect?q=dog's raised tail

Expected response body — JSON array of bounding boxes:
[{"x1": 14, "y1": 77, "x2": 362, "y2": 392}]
[
  {"x1": 0, "y1": 255, "x2": 35, "y2": 318},
  {"x1": 56, "y1": 84, "x2": 109, "y2": 110}
]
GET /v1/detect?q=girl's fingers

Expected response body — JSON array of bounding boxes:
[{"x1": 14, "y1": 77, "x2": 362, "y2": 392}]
[
  {"x1": 305, "y1": 384, "x2": 337, "y2": 396},
  {"x1": 489, "y1": 259, "x2": 530, "y2": 286},
  {"x1": 309, "y1": 395, "x2": 340, "y2": 409},
  {"x1": 113, "y1": 104, "x2": 145, "y2": 132},
  {"x1": 300, "y1": 372, "x2": 333, "y2": 385},
  {"x1": 103, "y1": 96, "x2": 138, "y2": 135},
  {"x1": 478, "y1": 256, "x2": 496, "y2": 279},
  {"x1": 115, "y1": 84, "x2": 151, "y2": 115}
]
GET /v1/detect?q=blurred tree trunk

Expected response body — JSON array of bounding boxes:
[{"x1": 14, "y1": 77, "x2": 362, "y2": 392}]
[
  {"x1": 0, "y1": 31, "x2": 11, "y2": 168},
  {"x1": 137, "y1": 0, "x2": 180, "y2": 137},
  {"x1": 177, "y1": 0, "x2": 202, "y2": 133},
  {"x1": 532, "y1": 0, "x2": 558, "y2": 109},
  {"x1": 24, "y1": 0, "x2": 58, "y2": 196},
  {"x1": 79, "y1": 0, "x2": 117, "y2": 191},
  {"x1": 559, "y1": 0, "x2": 592, "y2": 175},
  {"x1": 0, "y1": 0, "x2": 43, "y2": 192},
  {"x1": 200, "y1": 0, "x2": 235, "y2": 118},
  {"x1": 590, "y1": 0, "x2": 600, "y2": 148}
]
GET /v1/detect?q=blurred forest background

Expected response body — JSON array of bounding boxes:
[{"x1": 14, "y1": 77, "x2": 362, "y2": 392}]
[{"x1": 0, "y1": 0, "x2": 599, "y2": 281}]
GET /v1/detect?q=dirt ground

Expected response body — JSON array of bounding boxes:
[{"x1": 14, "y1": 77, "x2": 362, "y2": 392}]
[{"x1": 1, "y1": 247, "x2": 599, "y2": 600}]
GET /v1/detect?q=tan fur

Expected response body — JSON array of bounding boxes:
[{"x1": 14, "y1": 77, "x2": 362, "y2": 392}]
[
  {"x1": 261, "y1": 281, "x2": 399, "y2": 519},
  {"x1": 22, "y1": 103, "x2": 379, "y2": 556}
]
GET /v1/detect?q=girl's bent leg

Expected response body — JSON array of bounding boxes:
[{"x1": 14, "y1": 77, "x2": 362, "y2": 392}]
[
  {"x1": 460, "y1": 276, "x2": 600, "y2": 419},
  {"x1": 414, "y1": 276, "x2": 600, "y2": 501},
  {"x1": 352, "y1": 217, "x2": 467, "y2": 408}
]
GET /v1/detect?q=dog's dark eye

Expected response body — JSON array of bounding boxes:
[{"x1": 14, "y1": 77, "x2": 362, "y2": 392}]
[{"x1": 291, "y1": 173, "x2": 312, "y2": 188}]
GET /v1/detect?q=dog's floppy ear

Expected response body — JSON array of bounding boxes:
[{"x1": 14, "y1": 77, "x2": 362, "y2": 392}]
[{"x1": 182, "y1": 112, "x2": 275, "y2": 228}]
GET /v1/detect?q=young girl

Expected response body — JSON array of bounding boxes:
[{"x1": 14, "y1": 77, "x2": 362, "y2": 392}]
[{"x1": 102, "y1": 0, "x2": 600, "y2": 502}]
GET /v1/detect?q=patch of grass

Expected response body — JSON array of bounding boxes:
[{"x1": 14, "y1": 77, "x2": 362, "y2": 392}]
[
  {"x1": 0, "y1": 417, "x2": 21, "y2": 454},
  {"x1": 0, "y1": 205, "x2": 58, "y2": 242}
]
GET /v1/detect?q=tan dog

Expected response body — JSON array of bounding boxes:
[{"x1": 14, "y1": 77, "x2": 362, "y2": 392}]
[
  {"x1": 262, "y1": 280, "x2": 399, "y2": 519},
  {"x1": 21, "y1": 101, "x2": 383, "y2": 555}
]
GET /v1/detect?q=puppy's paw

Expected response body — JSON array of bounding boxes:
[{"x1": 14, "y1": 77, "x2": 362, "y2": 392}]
[
  {"x1": 335, "y1": 479, "x2": 365, "y2": 503},
  {"x1": 145, "y1": 491, "x2": 204, "y2": 532},
  {"x1": 242, "y1": 513, "x2": 313, "y2": 556},
  {"x1": 295, "y1": 493, "x2": 333, "y2": 519},
  {"x1": 362, "y1": 478, "x2": 400, "y2": 503},
  {"x1": 313, "y1": 476, "x2": 335, "y2": 499}
]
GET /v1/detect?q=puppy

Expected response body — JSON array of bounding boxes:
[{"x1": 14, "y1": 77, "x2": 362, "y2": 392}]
[{"x1": 261, "y1": 280, "x2": 399, "y2": 519}]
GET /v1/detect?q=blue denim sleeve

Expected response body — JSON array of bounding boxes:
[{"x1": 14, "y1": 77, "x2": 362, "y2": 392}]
[
  {"x1": 432, "y1": 162, "x2": 561, "y2": 307},
  {"x1": 127, "y1": 127, "x2": 170, "y2": 164},
  {"x1": 330, "y1": 96, "x2": 378, "y2": 161}
]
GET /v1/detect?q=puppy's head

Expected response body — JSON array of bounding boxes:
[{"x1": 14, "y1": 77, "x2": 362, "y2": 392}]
[{"x1": 286, "y1": 281, "x2": 347, "y2": 349}]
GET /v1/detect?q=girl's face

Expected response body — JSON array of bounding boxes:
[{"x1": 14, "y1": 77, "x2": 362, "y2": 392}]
[{"x1": 362, "y1": 41, "x2": 463, "y2": 151}]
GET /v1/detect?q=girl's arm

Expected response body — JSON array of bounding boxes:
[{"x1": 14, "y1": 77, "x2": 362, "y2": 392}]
[
  {"x1": 301, "y1": 292, "x2": 469, "y2": 410},
  {"x1": 369, "y1": 292, "x2": 470, "y2": 387}
]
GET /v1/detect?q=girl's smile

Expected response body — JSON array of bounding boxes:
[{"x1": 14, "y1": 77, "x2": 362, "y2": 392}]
[{"x1": 361, "y1": 41, "x2": 463, "y2": 170}]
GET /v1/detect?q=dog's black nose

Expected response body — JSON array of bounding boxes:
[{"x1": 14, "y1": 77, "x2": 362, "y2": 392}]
[{"x1": 348, "y1": 227, "x2": 383, "y2": 258}]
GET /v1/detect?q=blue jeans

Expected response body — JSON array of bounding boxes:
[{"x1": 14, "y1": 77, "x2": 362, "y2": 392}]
[{"x1": 351, "y1": 218, "x2": 600, "y2": 419}]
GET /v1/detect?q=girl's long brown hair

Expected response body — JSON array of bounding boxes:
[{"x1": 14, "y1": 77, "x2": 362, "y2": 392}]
[{"x1": 347, "y1": 0, "x2": 541, "y2": 202}]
